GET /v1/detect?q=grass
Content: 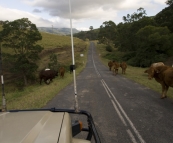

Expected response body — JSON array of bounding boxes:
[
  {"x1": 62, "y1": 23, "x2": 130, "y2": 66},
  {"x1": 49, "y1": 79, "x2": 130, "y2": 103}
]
[
  {"x1": 37, "y1": 32, "x2": 85, "y2": 49},
  {"x1": 1, "y1": 47, "x2": 88, "y2": 110},
  {"x1": 95, "y1": 42, "x2": 173, "y2": 99},
  {"x1": 5, "y1": 68, "x2": 81, "y2": 110}
]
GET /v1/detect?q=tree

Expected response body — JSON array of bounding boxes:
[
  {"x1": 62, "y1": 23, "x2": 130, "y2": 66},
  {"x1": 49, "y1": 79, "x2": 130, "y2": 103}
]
[
  {"x1": 166, "y1": 0, "x2": 173, "y2": 5},
  {"x1": 98, "y1": 20, "x2": 117, "y2": 44},
  {"x1": 123, "y1": 7, "x2": 147, "y2": 23},
  {"x1": 135, "y1": 25, "x2": 172, "y2": 67},
  {"x1": 154, "y1": 3, "x2": 173, "y2": 33},
  {"x1": 1, "y1": 18, "x2": 43, "y2": 86},
  {"x1": 89, "y1": 26, "x2": 93, "y2": 31},
  {"x1": 48, "y1": 53, "x2": 59, "y2": 70}
]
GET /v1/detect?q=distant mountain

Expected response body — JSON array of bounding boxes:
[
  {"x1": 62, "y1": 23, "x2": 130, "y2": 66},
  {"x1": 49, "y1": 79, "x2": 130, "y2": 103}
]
[{"x1": 37, "y1": 27, "x2": 80, "y2": 35}]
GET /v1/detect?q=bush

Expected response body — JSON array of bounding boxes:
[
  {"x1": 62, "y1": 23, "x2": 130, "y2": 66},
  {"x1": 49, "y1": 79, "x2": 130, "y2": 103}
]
[{"x1": 106, "y1": 45, "x2": 112, "y2": 52}]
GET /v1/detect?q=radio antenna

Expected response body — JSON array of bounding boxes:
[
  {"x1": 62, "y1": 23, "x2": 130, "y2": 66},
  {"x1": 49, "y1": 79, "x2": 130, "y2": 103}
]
[
  {"x1": 69, "y1": 0, "x2": 79, "y2": 112},
  {"x1": 0, "y1": 42, "x2": 6, "y2": 111}
]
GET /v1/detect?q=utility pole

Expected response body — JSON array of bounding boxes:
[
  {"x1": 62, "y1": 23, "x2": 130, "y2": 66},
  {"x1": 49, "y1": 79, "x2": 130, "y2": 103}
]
[
  {"x1": 52, "y1": 25, "x2": 53, "y2": 34},
  {"x1": 0, "y1": 42, "x2": 6, "y2": 111}
]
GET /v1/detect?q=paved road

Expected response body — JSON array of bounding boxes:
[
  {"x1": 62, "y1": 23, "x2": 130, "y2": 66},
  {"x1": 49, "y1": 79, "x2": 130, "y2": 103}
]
[{"x1": 44, "y1": 42, "x2": 173, "y2": 143}]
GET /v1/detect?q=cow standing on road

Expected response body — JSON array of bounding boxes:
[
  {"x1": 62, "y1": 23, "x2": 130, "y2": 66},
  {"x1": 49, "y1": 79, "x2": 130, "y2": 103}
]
[
  {"x1": 120, "y1": 62, "x2": 127, "y2": 74},
  {"x1": 39, "y1": 69, "x2": 58, "y2": 85},
  {"x1": 112, "y1": 62, "x2": 120, "y2": 75},
  {"x1": 108, "y1": 61, "x2": 114, "y2": 71}
]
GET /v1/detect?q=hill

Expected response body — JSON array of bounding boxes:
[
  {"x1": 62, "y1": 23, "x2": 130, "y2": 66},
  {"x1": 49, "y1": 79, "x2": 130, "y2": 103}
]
[{"x1": 37, "y1": 27, "x2": 80, "y2": 35}]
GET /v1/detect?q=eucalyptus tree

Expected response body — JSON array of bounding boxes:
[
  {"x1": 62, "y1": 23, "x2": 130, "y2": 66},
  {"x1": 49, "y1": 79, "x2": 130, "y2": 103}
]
[
  {"x1": 98, "y1": 20, "x2": 117, "y2": 45},
  {"x1": 116, "y1": 8, "x2": 153, "y2": 53},
  {"x1": 122, "y1": 7, "x2": 147, "y2": 23},
  {"x1": 1, "y1": 18, "x2": 43, "y2": 86}
]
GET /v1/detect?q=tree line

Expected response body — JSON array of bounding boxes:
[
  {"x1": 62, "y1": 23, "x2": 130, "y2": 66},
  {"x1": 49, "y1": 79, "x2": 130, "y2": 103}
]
[{"x1": 74, "y1": 0, "x2": 173, "y2": 67}]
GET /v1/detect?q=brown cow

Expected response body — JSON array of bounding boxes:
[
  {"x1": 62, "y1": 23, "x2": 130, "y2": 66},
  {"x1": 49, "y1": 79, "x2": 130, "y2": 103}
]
[
  {"x1": 108, "y1": 61, "x2": 114, "y2": 71},
  {"x1": 112, "y1": 62, "x2": 120, "y2": 75},
  {"x1": 39, "y1": 69, "x2": 58, "y2": 85},
  {"x1": 146, "y1": 65, "x2": 173, "y2": 99},
  {"x1": 59, "y1": 67, "x2": 65, "y2": 78},
  {"x1": 120, "y1": 62, "x2": 127, "y2": 74}
]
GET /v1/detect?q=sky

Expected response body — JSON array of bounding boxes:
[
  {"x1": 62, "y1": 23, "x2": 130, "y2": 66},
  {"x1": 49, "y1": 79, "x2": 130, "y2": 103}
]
[{"x1": 0, "y1": 0, "x2": 168, "y2": 31}]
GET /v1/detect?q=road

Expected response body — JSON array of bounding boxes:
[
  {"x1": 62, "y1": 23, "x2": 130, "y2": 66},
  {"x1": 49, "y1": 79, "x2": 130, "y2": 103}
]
[{"x1": 44, "y1": 42, "x2": 173, "y2": 143}]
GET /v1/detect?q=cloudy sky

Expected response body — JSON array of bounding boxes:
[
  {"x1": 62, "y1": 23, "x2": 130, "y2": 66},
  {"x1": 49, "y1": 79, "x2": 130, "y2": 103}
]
[{"x1": 0, "y1": 0, "x2": 167, "y2": 31}]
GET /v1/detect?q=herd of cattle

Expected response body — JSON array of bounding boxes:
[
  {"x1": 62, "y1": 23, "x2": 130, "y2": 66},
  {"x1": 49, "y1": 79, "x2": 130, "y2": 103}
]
[
  {"x1": 39, "y1": 65, "x2": 74, "y2": 85},
  {"x1": 108, "y1": 61, "x2": 127, "y2": 75},
  {"x1": 108, "y1": 61, "x2": 173, "y2": 99},
  {"x1": 39, "y1": 60, "x2": 173, "y2": 100}
]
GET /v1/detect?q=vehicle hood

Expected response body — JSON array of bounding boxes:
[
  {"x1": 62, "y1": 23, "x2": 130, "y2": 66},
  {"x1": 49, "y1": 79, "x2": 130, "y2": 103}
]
[{"x1": 0, "y1": 111, "x2": 72, "y2": 143}]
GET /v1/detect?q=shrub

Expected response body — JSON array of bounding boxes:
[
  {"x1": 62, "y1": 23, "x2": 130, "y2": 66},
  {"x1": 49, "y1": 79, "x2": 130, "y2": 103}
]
[{"x1": 106, "y1": 45, "x2": 112, "y2": 52}]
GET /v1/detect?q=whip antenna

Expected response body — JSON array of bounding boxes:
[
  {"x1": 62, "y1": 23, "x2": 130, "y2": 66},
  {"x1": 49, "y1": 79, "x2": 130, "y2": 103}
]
[
  {"x1": 0, "y1": 42, "x2": 6, "y2": 111},
  {"x1": 69, "y1": 0, "x2": 79, "y2": 112}
]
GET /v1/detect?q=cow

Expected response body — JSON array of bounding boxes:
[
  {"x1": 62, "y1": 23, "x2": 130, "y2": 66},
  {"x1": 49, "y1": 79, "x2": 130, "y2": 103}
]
[
  {"x1": 70, "y1": 65, "x2": 75, "y2": 74},
  {"x1": 108, "y1": 61, "x2": 114, "y2": 71},
  {"x1": 39, "y1": 69, "x2": 58, "y2": 85},
  {"x1": 59, "y1": 67, "x2": 65, "y2": 78},
  {"x1": 146, "y1": 65, "x2": 173, "y2": 99},
  {"x1": 108, "y1": 61, "x2": 112, "y2": 71},
  {"x1": 112, "y1": 62, "x2": 120, "y2": 75},
  {"x1": 120, "y1": 62, "x2": 127, "y2": 74}
]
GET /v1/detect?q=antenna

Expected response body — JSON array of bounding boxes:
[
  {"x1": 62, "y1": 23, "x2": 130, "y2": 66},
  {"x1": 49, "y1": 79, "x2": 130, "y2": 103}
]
[
  {"x1": 0, "y1": 42, "x2": 6, "y2": 111},
  {"x1": 69, "y1": 0, "x2": 79, "y2": 112}
]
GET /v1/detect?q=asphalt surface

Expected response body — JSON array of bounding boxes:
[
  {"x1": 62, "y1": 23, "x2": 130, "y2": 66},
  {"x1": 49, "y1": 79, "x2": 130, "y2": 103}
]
[{"x1": 44, "y1": 42, "x2": 173, "y2": 143}]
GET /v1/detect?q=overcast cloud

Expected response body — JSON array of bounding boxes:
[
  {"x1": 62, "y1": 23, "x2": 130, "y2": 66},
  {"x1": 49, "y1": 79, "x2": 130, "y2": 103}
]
[{"x1": 0, "y1": 0, "x2": 167, "y2": 31}]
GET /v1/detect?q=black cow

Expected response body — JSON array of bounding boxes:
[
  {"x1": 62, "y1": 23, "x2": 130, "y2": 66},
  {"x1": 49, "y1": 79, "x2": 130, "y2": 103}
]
[
  {"x1": 70, "y1": 65, "x2": 75, "y2": 74},
  {"x1": 39, "y1": 69, "x2": 58, "y2": 85}
]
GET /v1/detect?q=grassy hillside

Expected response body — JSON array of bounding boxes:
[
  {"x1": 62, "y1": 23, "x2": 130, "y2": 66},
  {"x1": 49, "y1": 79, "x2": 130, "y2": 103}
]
[
  {"x1": 95, "y1": 42, "x2": 173, "y2": 100},
  {"x1": 0, "y1": 27, "x2": 89, "y2": 110},
  {"x1": 37, "y1": 27, "x2": 79, "y2": 35}
]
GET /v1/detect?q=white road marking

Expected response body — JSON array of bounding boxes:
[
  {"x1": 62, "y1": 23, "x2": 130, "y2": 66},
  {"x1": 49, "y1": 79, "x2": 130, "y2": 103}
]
[
  {"x1": 101, "y1": 80, "x2": 111, "y2": 98},
  {"x1": 102, "y1": 79, "x2": 146, "y2": 143},
  {"x1": 91, "y1": 43, "x2": 101, "y2": 77},
  {"x1": 127, "y1": 129, "x2": 138, "y2": 143},
  {"x1": 90, "y1": 42, "x2": 145, "y2": 143},
  {"x1": 111, "y1": 100, "x2": 127, "y2": 126}
]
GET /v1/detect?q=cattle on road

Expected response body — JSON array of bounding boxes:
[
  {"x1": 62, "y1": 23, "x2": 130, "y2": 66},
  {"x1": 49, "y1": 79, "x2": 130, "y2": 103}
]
[
  {"x1": 112, "y1": 62, "x2": 120, "y2": 75},
  {"x1": 39, "y1": 69, "x2": 58, "y2": 85},
  {"x1": 120, "y1": 62, "x2": 127, "y2": 74},
  {"x1": 108, "y1": 61, "x2": 114, "y2": 71},
  {"x1": 146, "y1": 65, "x2": 173, "y2": 99}
]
